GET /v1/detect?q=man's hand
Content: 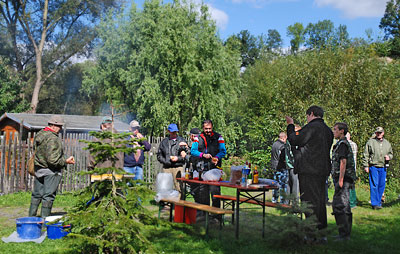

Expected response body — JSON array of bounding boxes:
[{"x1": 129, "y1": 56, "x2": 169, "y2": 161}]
[
  {"x1": 339, "y1": 178, "x2": 344, "y2": 188},
  {"x1": 212, "y1": 157, "x2": 219, "y2": 165},
  {"x1": 170, "y1": 156, "x2": 178, "y2": 162},
  {"x1": 135, "y1": 132, "x2": 144, "y2": 139},
  {"x1": 203, "y1": 153, "x2": 212, "y2": 159},
  {"x1": 364, "y1": 167, "x2": 369, "y2": 173},
  {"x1": 285, "y1": 116, "x2": 294, "y2": 125},
  {"x1": 384, "y1": 155, "x2": 390, "y2": 161},
  {"x1": 66, "y1": 156, "x2": 75, "y2": 164},
  {"x1": 180, "y1": 151, "x2": 187, "y2": 158}
]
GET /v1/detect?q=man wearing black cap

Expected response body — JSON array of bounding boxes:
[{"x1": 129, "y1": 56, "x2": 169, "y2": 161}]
[{"x1": 28, "y1": 115, "x2": 75, "y2": 217}]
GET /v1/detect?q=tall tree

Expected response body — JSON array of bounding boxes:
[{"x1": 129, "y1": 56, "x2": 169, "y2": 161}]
[
  {"x1": 265, "y1": 29, "x2": 282, "y2": 51},
  {"x1": 380, "y1": 0, "x2": 400, "y2": 56},
  {"x1": 304, "y1": 20, "x2": 335, "y2": 49},
  {"x1": 82, "y1": 0, "x2": 242, "y2": 138},
  {"x1": 0, "y1": 0, "x2": 120, "y2": 113},
  {"x1": 227, "y1": 29, "x2": 260, "y2": 67},
  {"x1": 287, "y1": 22, "x2": 305, "y2": 53},
  {"x1": 380, "y1": 0, "x2": 400, "y2": 39}
]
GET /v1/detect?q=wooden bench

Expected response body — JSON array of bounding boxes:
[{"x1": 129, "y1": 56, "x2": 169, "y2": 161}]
[
  {"x1": 213, "y1": 194, "x2": 301, "y2": 224},
  {"x1": 158, "y1": 198, "x2": 234, "y2": 235}
]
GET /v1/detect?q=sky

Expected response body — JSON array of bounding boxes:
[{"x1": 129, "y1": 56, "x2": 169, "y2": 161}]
[{"x1": 133, "y1": 0, "x2": 390, "y2": 46}]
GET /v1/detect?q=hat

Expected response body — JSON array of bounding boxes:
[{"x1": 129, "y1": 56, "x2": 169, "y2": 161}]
[
  {"x1": 101, "y1": 116, "x2": 112, "y2": 125},
  {"x1": 130, "y1": 120, "x2": 140, "y2": 128},
  {"x1": 375, "y1": 126, "x2": 384, "y2": 133},
  {"x1": 167, "y1": 123, "x2": 179, "y2": 132},
  {"x1": 48, "y1": 115, "x2": 65, "y2": 126},
  {"x1": 190, "y1": 128, "x2": 201, "y2": 135}
]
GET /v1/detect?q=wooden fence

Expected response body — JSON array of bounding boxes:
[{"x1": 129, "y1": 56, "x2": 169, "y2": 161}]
[{"x1": 0, "y1": 131, "x2": 165, "y2": 195}]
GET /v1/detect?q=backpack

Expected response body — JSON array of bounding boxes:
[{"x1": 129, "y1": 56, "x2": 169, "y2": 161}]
[{"x1": 27, "y1": 151, "x2": 36, "y2": 176}]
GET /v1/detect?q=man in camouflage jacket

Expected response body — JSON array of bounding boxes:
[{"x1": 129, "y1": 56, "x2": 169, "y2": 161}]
[{"x1": 28, "y1": 115, "x2": 75, "y2": 218}]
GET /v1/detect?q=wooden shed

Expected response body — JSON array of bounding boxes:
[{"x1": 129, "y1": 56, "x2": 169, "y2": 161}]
[{"x1": 0, "y1": 113, "x2": 131, "y2": 142}]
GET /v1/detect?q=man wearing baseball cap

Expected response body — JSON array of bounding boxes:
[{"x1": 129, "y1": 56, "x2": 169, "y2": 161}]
[
  {"x1": 157, "y1": 123, "x2": 188, "y2": 192},
  {"x1": 123, "y1": 120, "x2": 151, "y2": 180},
  {"x1": 28, "y1": 115, "x2": 75, "y2": 217},
  {"x1": 362, "y1": 127, "x2": 393, "y2": 209}
]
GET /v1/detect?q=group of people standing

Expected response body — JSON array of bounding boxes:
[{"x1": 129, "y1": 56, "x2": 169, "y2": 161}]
[
  {"x1": 270, "y1": 105, "x2": 393, "y2": 242},
  {"x1": 156, "y1": 120, "x2": 226, "y2": 220},
  {"x1": 28, "y1": 109, "x2": 393, "y2": 243}
]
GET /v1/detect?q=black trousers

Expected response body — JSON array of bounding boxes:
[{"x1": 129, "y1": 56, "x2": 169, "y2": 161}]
[
  {"x1": 194, "y1": 184, "x2": 221, "y2": 208},
  {"x1": 299, "y1": 174, "x2": 327, "y2": 230},
  {"x1": 332, "y1": 181, "x2": 352, "y2": 237}
]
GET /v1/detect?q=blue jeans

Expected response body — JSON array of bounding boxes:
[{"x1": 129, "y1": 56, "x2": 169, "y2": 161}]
[
  {"x1": 272, "y1": 170, "x2": 289, "y2": 204},
  {"x1": 369, "y1": 166, "x2": 386, "y2": 207},
  {"x1": 123, "y1": 166, "x2": 143, "y2": 180}
]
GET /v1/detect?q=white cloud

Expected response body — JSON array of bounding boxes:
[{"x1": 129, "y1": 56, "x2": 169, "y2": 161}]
[
  {"x1": 231, "y1": 0, "x2": 298, "y2": 8},
  {"x1": 207, "y1": 4, "x2": 229, "y2": 30},
  {"x1": 314, "y1": 0, "x2": 388, "y2": 18},
  {"x1": 189, "y1": 1, "x2": 229, "y2": 30}
]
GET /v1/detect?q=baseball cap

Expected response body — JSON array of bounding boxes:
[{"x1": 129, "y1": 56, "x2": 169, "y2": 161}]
[
  {"x1": 130, "y1": 120, "x2": 140, "y2": 128},
  {"x1": 375, "y1": 126, "x2": 384, "y2": 133},
  {"x1": 101, "y1": 116, "x2": 112, "y2": 125},
  {"x1": 190, "y1": 128, "x2": 201, "y2": 135},
  {"x1": 168, "y1": 123, "x2": 179, "y2": 132},
  {"x1": 48, "y1": 115, "x2": 65, "y2": 126}
]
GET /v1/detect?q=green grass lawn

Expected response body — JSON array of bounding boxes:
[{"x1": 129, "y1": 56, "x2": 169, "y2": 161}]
[{"x1": 0, "y1": 183, "x2": 399, "y2": 254}]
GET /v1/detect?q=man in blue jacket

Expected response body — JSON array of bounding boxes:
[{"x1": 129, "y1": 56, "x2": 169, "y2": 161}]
[
  {"x1": 191, "y1": 120, "x2": 226, "y2": 209},
  {"x1": 123, "y1": 120, "x2": 151, "y2": 180}
]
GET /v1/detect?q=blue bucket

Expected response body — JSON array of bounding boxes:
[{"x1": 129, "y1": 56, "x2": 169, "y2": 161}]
[
  {"x1": 46, "y1": 222, "x2": 70, "y2": 240},
  {"x1": 16, "y1": 217, "x2": 44, "y2": 239}
]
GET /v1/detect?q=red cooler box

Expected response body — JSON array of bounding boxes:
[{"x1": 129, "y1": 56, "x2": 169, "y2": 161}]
[{"x1": 174, "y1": 205, "x2": 197, "y2": 224}]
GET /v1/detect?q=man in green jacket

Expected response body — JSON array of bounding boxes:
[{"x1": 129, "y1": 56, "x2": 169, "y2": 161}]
[
  {"x1": 28, "y1": 115, "x2": 75, "y2": 217},
  {"x1": 362, "y1": 127, "x2": 393, "y2": 210}
]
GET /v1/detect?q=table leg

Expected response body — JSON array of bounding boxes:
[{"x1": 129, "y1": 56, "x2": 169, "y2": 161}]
[
  {"x1": 180, "y1": 180, "x2": 186, "y2": 200},
  {"x1": 262, "y1": 190, "x2": 265, "y2": 238},
  {"x1": 235, "y1": 189, "x2": 240, "y2": 239},
  {"x1": 170, "y1": 204, "x2": 174, "y2": 222}
]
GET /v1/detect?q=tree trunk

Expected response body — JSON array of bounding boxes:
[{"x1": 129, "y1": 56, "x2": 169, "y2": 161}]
[{"x1": 29, "y1": 54, "x2": 43, "y2": 113}]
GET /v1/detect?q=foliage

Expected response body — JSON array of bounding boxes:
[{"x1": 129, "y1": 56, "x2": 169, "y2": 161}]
[
  {"x1": 0, "y1": 57, "x2": 28, "y2": 114},
  {"x1": 304, "y1": 20, "x2": 350, "y2": 49},
  {"x1": 0, "y1": 0, "x2": 121, "y2": 112},
  {"x1": 64, "y1": 129, "x2": 156, "y2": 253},
  {"x1": 380, "y1": 0, "x2": 400, "y2": 57},
  {"x1": 36, "y1": 62, "x2": 98, "y2": 115},
  {"x1": 287, "y1": 22, "x2": 305, "y2": 53},
  {"x1": 380, "y1": 0, "x2": 400, "y2": 39},
  {"x1": 241, "y1": 47, "x2": 400, "y2": 183},
  {"x1": 226, "y1": 29, "x2": 261, "y2": 67},
  {"x1": 82, "y1": 0, "x2": 242, "y2": 148},
  {"x1": 264, "y1": 197, "x2": 322, "y2": 249},
  {"x1": 264, "y1": 29, "x2": 283, "y2": 52}
]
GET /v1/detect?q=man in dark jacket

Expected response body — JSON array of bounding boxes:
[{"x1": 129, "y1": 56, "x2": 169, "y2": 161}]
[
  {"x1": 191, "y1": 120, "x2": 226, "y2": 209},
  {"x1": 28, "y1": 115, "x2": 75, "y2": 217},
  {"x1": 286, "y1": 106, "x2": 333, "y2": 239},
  {"x1": 157, "y1": 123, "x2": 188, "y2": 192},
  {"x1": 123, "y1": 120, "x2": 151, "y2": 180}
]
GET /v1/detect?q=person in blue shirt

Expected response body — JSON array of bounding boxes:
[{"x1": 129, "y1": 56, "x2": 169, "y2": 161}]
[
  {"x1": 123, "y1": 120, "x2": 151, "y2": 180},
  {"x1": 191, "y1": 120, "x2": 226, "y2": 210}
]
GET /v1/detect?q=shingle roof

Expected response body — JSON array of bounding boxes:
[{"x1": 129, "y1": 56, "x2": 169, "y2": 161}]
[{"x1": 0, "y1": 113, "x2": 130, "y2": 132}]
